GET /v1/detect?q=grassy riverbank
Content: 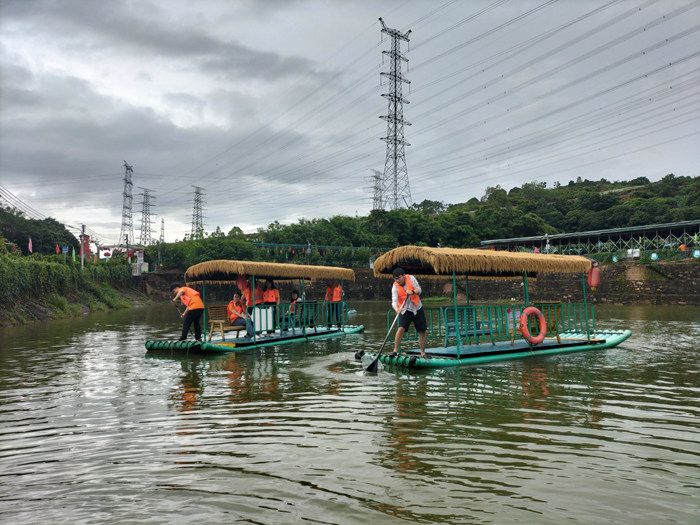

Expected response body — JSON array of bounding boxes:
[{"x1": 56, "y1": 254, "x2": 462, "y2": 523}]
[{"x1": 0, "y1": 255, "x2": 149, "y2": 327}]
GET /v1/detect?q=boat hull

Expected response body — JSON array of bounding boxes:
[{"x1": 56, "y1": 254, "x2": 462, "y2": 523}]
[
  {"x1": 369, "y1": 330, "x2": 632, "y2": 368},
  {"x1": 146, "y1": 324, "x2": 365, "y2": 353}
]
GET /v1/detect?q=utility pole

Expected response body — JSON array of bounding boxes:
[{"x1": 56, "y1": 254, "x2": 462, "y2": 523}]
[
  {"x1": 80, "y1": 224, "x2": 85, "y2": 270},
  {"x1": 118, "y1": 161, "x2": 134, "y2": 248},
  {"x1": 158, "y1": 218, "x2": 165, "y2": 267},
  {"x1": 138, "y1": 187, "x2": 156, "y2": 246},
  {"x1": 379, "y1": 17, "x2": 412, "y2": 210},
  {"x1": 191, "y1": 186, "x2": 204, "y2": 239}
]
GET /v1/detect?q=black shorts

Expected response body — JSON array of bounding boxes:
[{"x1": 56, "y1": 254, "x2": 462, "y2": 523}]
[{"x1": 398, "y1": 307, "x2": 427, "y2": 333}]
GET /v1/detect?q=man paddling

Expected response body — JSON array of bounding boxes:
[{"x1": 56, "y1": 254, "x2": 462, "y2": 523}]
[
  {"x1": 171, "y1": 283, "x2": 205, "y2": 342},
  {"x1": 390, "y1": 267, "x2": 428, "y2": 358}
]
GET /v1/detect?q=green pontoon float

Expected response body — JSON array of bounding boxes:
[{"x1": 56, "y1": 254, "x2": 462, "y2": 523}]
[{"x1": 362, "y1": 246, "x2": 630, "y2": 370}]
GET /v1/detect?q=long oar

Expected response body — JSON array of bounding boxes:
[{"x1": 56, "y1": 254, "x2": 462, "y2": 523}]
[{"x1": 364, "y1": 297, "x2": 407, "y2": 373}]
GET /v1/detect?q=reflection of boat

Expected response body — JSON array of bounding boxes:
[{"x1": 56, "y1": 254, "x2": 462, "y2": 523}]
[
  {"x1": 363, "y1": 246, "x2": 631, "y2": 369},
  {"x1": 146, "y1": 260, "x2": 364, "y2": 354}
]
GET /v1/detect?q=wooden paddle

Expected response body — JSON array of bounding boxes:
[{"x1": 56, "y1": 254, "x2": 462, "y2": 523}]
[{"x1": 364, "y1": 297, "x2": 407, "y2": 373}]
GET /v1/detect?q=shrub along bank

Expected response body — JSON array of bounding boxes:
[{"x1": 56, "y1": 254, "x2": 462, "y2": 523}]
[{"x1": 0, "y1": 254, "x2": 146, "y2": 326}]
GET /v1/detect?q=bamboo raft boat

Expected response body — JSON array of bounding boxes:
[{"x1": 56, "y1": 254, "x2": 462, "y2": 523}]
[
  {"x1": 361, "y1": 246, "x2": 631, "y2": 369},
  {"x1": 146, "y1": 260, "x2": 364, "y2": 354}
]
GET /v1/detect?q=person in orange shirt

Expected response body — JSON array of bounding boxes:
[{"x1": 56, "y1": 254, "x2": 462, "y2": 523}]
[
  {"x1": 227, "y1": 292, "x2": 253, "y2": 337},
  {"x1": 170, "y1": 283, "x2": 205, "y2": 341},
  {"x1": 325, "y1": 280, "x2": 343, "y2": 329},
  {"x1": 263, "y1": 279, "x2": 280, "y2": 334},
  {"x1": 390, "y1": 268, "x2": 427, "y2": 358},
  {"x1": 239, "y1": 277, "x2": 264, "y2": 314}
]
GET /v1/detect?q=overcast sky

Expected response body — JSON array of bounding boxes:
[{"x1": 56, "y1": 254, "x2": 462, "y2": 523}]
[{"x1": 1, "y1": 0, "x2": 698, "y2": 245}]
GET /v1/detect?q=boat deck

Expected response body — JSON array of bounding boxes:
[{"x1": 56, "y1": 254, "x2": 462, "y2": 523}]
[
  {"x1": 373, "y1": 330, "x2": 632, "y2": 368},
  {"x1": 401, "y1": 331, "x2": 609, "y2": 358}
]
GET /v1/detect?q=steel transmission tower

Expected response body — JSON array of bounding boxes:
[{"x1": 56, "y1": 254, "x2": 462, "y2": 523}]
[
  {"x1": 370, "y1": 169, "x2": 384, "y2": 211},
  {"x1": 191, "y1": 186, "x2": 204, "y2": 239},
  {"x1": 138, "y1": 187, "x2": 156, "y2": 245},
  {"x1": 379, "y1": 17, "x2": 412, "y2": 210},
  {"x1": 118, "y1": 161, "x2": 134, "y2": 247}
]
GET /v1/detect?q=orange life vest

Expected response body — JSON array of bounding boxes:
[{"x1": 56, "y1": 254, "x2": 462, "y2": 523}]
[
  {"x1": 394, "y1": 275, "x2": 420, "y2": 307},
  {"x1": 227, "y1": 301, "x2": 245, "y2": 322},
  {"x1": 263, "y1": 288, "x2": 279, "y2": 303},
  {"x1": 289, "y1": 299, "x2": 302, "y2": 314},
  {"x1": 178, "y1": 287, "x2": 204, "y2": 310},
  {"x1": 325, "y1": 284, "x2": 342, "y2": 302},
  {"x1": 242, "y1": 285, "x2": 264, "y2": 306}
]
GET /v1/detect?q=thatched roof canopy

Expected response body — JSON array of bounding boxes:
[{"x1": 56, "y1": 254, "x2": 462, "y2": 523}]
[
  {"x1": 185, "y1": 260, "x2": 355, "y2": 285},
  {"x1": 373, "y1": 246, "x2": 592, "y2": 278}
]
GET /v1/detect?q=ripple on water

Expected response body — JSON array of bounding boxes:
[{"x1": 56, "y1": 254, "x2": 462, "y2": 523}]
[{"x1": 1, "y1": 305, "x2": 699, "y2": 523}]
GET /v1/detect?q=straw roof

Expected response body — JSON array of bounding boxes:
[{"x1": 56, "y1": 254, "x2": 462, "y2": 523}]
[
  {"x1": 185, "y1": 260, "x2": 355, "y2": 285},
  {"x1": 373, "y1": 246, "x2": 592, "y2": 278}
]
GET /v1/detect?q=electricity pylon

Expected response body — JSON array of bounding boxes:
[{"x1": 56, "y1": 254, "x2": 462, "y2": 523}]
[
  {"x1": 379, "y1": 18, "x2": 412, "y2": 210},
  {"x1": 138, "y1": 187, "x2": 155, "y2": 245},
  {"x1": 191, "y1": 186, "x2": 204, "y2": 239},
  {"x1": 370, "y1": 169, "x2": 384, "y2": 211},
  {"x1": 118, "y1": 161, "x2": 134, "y2": 247}
]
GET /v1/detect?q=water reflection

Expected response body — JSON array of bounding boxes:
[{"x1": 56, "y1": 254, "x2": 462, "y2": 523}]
[{"x1": 0, "y1": 304, "x2": 698, "y2": 524}]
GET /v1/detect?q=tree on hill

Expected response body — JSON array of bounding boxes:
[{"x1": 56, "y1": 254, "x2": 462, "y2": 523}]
[{"x1": 0, "y1": 207, "x2": 78, "y2": 255}]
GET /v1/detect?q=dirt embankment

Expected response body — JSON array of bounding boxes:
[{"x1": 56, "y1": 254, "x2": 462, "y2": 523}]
[{"x1": 0, "y1": 287, "x2": 150, "y2": 327}]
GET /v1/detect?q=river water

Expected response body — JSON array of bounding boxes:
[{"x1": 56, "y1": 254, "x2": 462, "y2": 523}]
[{"x1": 0, "y1": 303, "x2": 698, "y2": 524}]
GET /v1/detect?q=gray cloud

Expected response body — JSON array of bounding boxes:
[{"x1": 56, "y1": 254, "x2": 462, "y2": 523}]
[{"x1": 1, "y1": 1, "x2": 698, "y2": 244}]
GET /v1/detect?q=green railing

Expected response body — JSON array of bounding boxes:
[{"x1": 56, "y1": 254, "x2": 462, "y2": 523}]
[
  {"x1": 251, "y1": 301, "x2": 349, "y2": 335},
  {"x1": 390, "y1": 302, "x2": 596, "y2": 347}
]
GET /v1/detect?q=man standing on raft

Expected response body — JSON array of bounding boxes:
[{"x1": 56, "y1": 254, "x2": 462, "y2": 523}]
[
  {"x1": 390, "y1": 267, "x2": 428, "y2": 358},
  {"x1": 171, "y1": 283, "x2": 205, "y2": 342}
]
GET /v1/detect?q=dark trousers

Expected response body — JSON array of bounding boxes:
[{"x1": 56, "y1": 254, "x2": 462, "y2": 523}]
[
  {"x1": 326, "y1": 301, "x2": 342, "y2": 327},
  {"x1": 232, "y1": 316, "x2": 254, "y2": 336},
  {"x1": 179, "y1": 308, "x2": 203, "y2": 341}
]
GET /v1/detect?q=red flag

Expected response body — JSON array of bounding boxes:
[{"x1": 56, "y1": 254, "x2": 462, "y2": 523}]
[
  {"x1": 81, "y1": 235, "x2": 91, "y2": 258},
  {"x1": 28, "y1": 237, "x2": 33, "y2": 253},
  {"x1": 56, "y1": 243, "x2": 60, "y2": 254}
]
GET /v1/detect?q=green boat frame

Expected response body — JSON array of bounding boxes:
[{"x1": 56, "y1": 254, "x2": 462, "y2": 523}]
[
  {"x1": 364, "y1": 246, "x2": 631, "y2": 369},
  {"x1": 146, "y1": 260, "x2": 364, "y2": 354}
]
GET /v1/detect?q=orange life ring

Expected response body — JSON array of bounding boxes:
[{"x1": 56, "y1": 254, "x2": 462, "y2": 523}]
[{"x1": 520, "y1": 306, "x2": 547, "y2": 345}]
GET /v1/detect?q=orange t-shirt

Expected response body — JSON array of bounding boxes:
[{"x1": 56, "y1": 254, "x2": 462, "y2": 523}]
[
  {"x1": 178, "y1": 287, "x2": 204, "y2": 310},
  {"x1": 243, "y1": 285, "x2": 264, "y2": 306}
]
